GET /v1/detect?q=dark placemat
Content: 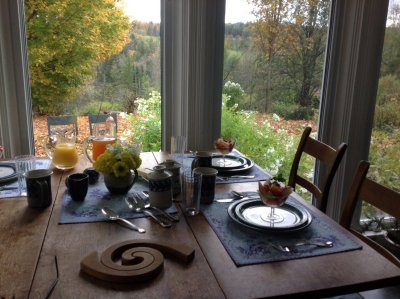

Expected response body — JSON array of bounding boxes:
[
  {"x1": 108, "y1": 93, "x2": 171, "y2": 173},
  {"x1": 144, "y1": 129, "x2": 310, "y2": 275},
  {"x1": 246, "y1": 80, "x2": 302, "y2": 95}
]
[
  {"x1": 182, "y1": 150, "x2": 270, "y2": 184},
  {"x1": 59, "y1": 177, "x2": 177, "y2": 224},
  {"x1": 202, "y1": 192, "x2": 362, "y2": 267}
]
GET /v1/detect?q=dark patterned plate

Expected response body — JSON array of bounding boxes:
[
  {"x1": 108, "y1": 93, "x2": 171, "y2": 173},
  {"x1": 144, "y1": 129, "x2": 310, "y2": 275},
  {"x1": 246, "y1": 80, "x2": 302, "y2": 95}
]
[
  {"x1": 228, "y1": 198, "x2": 312, "y2": 232},
  {"x1": 212, "y1": 155, "x2": 248, "y2": 170},
  {"x1": 214, "y1": 157, "x2": 254, "y2": 174}
]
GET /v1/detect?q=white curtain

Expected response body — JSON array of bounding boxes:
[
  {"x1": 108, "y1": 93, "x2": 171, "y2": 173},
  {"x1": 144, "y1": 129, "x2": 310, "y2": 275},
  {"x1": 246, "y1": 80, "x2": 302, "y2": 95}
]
[
  {"x1": 161, "y1": 0, "x2": 225, "y2": 152},
  {"x1": 0, "y1": 0, "x2": 34, "y2": 157}
]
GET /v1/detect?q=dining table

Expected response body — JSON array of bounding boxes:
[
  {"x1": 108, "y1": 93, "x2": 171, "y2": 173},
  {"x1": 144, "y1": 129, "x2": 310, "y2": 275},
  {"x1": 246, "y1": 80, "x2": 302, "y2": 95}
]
[{"x1": 1, "y1": 151, "x2": 399, "y2": 299}]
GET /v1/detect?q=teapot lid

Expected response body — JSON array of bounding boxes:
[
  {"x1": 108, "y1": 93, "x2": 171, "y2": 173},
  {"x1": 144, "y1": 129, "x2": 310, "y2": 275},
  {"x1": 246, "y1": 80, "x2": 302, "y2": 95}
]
[
  {"x1": 160, "y1": 159, "x2": 181, "y2": 169},
  {"x1": 148, "y1": 165, "x2": 172, "y2": 180}
]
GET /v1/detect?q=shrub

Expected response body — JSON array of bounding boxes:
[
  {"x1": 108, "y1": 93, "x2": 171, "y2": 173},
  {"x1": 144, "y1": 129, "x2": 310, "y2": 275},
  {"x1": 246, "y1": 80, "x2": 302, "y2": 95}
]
[
  {"x1": 123, "y1": 91, "x2": 161, "y2": 151},
  {"x1": 374, "y1": 101, "x2": 400, "y2": 130}
]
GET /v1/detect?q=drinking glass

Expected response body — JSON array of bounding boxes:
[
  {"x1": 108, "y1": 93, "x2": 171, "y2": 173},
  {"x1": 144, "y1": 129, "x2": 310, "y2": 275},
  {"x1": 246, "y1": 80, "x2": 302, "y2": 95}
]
[
  {"x1": 181, "y1": 170, "x2": 202, "y2": 216},
  {"x1": 214, "y1": 138, "x2": 235, "y2": 167},
  {"x1": 171, "y1": 136, "x2": 186, "y2": 165},
  {"x1": 15, "y1": 155, "x2": 36, "y2": 196}
]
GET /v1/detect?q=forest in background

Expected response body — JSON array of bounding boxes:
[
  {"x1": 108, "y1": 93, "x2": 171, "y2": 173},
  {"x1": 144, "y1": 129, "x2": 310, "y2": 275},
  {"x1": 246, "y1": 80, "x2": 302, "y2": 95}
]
[{"x1": 25, "y1": 0, "x2": 399, "y2": 196}]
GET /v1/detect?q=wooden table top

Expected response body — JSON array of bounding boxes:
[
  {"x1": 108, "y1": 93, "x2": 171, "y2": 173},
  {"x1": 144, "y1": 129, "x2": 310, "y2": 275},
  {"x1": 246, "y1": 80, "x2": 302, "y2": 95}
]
[{"x1": 1, "y1": 152, "x2": 399, "y2": 298}]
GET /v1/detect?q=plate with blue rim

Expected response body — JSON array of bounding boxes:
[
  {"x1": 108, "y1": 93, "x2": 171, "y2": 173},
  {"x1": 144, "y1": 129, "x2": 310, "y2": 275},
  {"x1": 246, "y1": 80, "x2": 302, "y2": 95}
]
[
  {"x1": 213, "y1": 156, "x2": 254, "y2": 173},
  {"x1": 228, "y1": 198, "x2": 312, "y2": 232},
  {"x1": 0, "y1": 162, "x2": 18, "y2": 184}
]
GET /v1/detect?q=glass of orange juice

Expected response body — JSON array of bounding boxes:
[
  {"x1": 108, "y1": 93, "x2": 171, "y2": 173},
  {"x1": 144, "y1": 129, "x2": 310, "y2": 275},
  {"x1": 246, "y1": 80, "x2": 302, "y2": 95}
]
[{"x1": 45, "y1": 129, "x2": 79, "y2": 170}]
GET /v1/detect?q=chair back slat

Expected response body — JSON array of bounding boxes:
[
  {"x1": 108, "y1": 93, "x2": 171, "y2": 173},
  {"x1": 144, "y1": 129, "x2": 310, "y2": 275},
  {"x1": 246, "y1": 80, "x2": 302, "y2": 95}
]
[
  {"x1": 295, "y1": 175, "x2": 322, "y2": 200},
  {"x1": 359, "y1": 178, "x2": 400, "y2": 219},
  {"x1": 304, "y1": 138, "x2": 337, "y2": 166},
  {"x1": 340, "y1": 160, "x2": 400, "y2": 267},
  {"x1": 88, "y1": 113, "x2": 118, "y2": 136},
  {"x1": 47, "y1": 115, "x2": 78, "y2": 135},
  {"x1": 289, "y1": 126, "x2": 347, "y2": 213}
]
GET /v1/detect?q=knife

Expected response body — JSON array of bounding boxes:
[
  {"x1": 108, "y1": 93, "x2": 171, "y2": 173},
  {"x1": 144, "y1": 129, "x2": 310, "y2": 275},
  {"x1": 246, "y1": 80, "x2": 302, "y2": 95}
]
[{"x1": 216, "y1": 196, "x2": 259, "y2": 203}]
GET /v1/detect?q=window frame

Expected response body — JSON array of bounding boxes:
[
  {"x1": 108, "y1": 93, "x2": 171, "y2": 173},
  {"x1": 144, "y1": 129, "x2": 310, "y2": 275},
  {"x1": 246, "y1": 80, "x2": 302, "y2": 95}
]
[{"x1": 0, "y1": 0, "x2": 390, "y2": 221}]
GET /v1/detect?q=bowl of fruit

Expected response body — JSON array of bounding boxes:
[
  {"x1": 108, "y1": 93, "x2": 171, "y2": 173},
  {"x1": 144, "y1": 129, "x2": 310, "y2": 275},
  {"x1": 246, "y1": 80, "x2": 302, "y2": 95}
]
[
  {"x1": 258, "y1": 176, "x2": 293, "y2": 223},
  {"x1": 214, "y1": 137, "x2": 235, "y2": 167},
  {"x1": 214, "y1": 137, "x2": 235, "y2": 155},
  {"x1": 258, "y1": 176, "x2": 293, "y2": 208}
]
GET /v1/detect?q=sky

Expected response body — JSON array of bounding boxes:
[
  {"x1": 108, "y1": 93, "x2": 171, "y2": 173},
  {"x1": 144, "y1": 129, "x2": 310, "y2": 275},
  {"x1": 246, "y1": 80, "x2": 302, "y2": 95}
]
[{"x1": 122, "y1": 0, "x2": 256, "y2": 23}]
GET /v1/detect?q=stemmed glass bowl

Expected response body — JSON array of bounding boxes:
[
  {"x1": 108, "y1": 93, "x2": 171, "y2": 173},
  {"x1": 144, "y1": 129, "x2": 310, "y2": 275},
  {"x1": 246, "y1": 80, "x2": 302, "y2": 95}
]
[
  {"x1": 214, "y1": 137, "x2": 235, "y2": 167},
  {"x1": 258, "y1": 181, "x2": 293, "y2": 223}
]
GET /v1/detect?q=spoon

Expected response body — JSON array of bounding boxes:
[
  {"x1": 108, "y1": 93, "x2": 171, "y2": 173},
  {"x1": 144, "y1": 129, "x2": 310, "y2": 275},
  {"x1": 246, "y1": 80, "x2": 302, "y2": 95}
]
[
  {"x1": 125, "y1": 195, "x2": 172, "y2": 228},
  {"x1": 101, "y1": 207, "x2": 146, "y2": 233},
  {"x1": 141, "y1": 191, "x2": 179, "y2": 222}
]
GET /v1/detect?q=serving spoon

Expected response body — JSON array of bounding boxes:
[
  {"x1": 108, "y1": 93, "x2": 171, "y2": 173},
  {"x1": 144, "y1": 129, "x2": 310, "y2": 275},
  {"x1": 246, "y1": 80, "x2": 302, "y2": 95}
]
[{"x1": 101, "y1": 207, "x2": 146, "y2": 233}]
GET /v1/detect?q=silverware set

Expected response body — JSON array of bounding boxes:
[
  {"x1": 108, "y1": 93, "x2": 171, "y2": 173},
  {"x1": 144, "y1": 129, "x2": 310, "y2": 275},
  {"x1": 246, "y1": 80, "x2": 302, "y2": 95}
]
[
  {"x1": 101, "y1": 190, "x2": 179, "y2": 232},
  {"x1": 125, "y1": 194, "x2": 172, "y2": 228}
]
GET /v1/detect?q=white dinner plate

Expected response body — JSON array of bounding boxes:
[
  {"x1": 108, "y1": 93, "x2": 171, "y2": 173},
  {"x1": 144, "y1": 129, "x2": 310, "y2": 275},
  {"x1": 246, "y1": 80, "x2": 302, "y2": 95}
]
[
  {"x1": 0, "y1": 163, "x2": 18, "y2": 184},
  {"x1": 228, "y1": 198, "x2": 312, "y2": 232}
]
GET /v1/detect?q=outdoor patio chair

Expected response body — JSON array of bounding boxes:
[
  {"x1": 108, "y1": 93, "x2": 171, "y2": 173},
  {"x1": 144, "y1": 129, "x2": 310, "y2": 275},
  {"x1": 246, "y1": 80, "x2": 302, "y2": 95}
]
[
  {"x1": 47, "y1": 115, "x2": 78, "y2": 135},
  {"x1": 288, "y1": 126, "x2": 347, "y2": 213},
  {"x1": 340, "y1": 160, "x2": 400, "y2": 267},
  {"x1": 88, "y1": 113, "x2": 118, "y2": 136}
]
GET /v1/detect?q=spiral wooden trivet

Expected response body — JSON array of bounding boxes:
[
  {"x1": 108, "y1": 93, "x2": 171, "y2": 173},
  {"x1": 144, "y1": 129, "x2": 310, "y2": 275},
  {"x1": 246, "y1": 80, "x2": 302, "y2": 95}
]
[{"x1": 80, "y1": 240, "x2": 195, "y2": 283}]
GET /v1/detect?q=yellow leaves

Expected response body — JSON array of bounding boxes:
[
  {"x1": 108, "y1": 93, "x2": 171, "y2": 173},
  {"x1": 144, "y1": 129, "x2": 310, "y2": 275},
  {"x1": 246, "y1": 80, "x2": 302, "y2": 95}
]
[{"x1": 25, "y1": 0, "x2": 130, "y2": 112}]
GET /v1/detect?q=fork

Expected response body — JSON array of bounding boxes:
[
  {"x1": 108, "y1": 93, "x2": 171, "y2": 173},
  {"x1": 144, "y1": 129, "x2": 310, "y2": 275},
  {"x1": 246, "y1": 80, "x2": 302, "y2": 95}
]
[{"x1": 140, "y1": 192, "x2": 179, "y2": 222}]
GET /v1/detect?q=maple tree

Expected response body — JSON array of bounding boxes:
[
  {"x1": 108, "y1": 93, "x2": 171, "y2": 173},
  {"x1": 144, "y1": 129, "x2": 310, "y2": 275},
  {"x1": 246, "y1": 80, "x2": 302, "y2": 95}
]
[
  {"x1": 250, "y1": 0, "x2": 329, "y2": 111},
  {"x1": 25, "y1": 0, "x2": 130, "y2": 114}
]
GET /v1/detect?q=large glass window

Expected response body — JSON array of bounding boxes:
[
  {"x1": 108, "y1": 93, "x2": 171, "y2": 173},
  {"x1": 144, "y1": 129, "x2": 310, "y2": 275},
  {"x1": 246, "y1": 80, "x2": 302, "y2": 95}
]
[
  {"x1": 24, "y1": 0, "x2": 161, "y2": 156},
  {"x1": 361, "y1": 1, "x2": 400, "y2": 232},
  {"x1": 223, "y1": 0, "x2": 331, "y2": 201}
]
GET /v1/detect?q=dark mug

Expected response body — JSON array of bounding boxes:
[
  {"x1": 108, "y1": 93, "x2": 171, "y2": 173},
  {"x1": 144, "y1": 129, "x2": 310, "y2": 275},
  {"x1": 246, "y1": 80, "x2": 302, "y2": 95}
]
[
  {"x1": 193, "y1": 167, "x2": 218, "y2": 204},
  {"x1": 191, "y1": 151, "x2": 213, "y2": 170},
  {"x1": 25, "y1": 169, "x2": 53, "y2": 209},
  {"x1": 83, "y1": 167, "x2": 99, "y2": 185},
  {"x1": 66, "y1": 173, "x2": 89, "y2": 201}
]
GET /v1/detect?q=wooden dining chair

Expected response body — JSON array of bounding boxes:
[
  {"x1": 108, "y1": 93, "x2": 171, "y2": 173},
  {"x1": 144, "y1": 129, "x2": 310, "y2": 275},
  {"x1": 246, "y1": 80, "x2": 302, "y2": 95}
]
[
  {"x1": 288, "y1": 126, "x2": 347, "y2": 213},
  {"x1": 47, "y1": 115, "x2": 78, "y2": 135},
  {"x1": 340, "y1": 160, "x2": 400, "y2": 267},
  {"x1": 88, "y1": 112, "x2": 118, "y2": 135}
]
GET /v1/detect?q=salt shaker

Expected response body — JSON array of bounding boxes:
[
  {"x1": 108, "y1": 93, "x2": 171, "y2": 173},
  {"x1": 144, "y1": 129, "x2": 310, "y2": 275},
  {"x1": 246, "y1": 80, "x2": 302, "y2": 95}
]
[
  {"x1": 159, "y1": 159, "x2": 181, "y2": 197},
  {"x1": 148, "y1": 165, "x2": 173, "y2": 209}
]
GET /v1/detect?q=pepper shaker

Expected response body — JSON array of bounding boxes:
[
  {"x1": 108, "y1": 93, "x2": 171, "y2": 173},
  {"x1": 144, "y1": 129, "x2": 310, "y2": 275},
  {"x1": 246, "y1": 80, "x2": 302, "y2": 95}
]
[{"x1": 147, "y1": 165, "x2": 173, "y2": 209}]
